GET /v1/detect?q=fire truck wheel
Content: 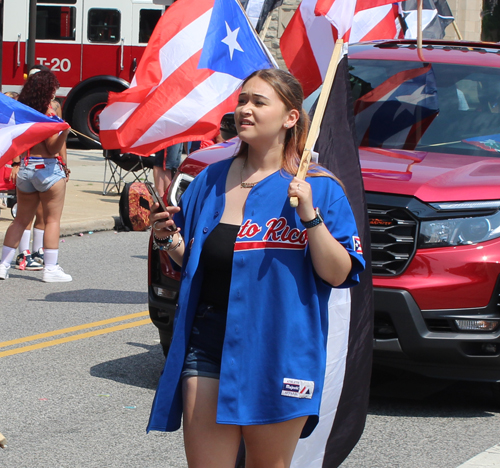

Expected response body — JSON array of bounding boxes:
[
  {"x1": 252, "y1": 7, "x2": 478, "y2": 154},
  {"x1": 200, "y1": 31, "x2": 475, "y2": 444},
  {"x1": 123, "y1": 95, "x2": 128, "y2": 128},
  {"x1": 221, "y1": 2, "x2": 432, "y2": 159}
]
[{"x1": 72, "y1": 89, "x2": 109, "y2": 149}]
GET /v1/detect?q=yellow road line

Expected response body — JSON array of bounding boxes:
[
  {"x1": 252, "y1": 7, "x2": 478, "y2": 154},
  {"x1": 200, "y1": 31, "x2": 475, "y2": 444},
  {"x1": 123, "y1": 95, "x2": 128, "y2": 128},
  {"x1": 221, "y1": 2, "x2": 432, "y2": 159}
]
[
  {"x1": 0, "y1": 318, "x2": 152, "y2": 358},
  {"x1": 0, "y1": 311, "x2": 150, "y2": 348}
]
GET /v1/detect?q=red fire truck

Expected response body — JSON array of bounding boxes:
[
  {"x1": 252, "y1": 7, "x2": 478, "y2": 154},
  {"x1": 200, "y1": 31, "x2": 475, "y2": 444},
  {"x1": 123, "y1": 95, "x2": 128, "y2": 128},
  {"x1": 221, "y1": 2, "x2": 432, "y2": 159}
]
[{"x1": 1, "y1": 0, "x2": 167, "y2": 148}]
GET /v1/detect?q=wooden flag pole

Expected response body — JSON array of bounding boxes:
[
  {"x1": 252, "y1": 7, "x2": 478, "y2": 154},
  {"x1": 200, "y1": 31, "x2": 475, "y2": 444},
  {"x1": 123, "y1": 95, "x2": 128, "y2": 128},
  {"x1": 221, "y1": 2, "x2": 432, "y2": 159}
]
[
  {"x1": 70, "y1": 128, "x2": 101, "y2": 146},
  {"x1": 452, "y1": 20, "x2": 463, "y2": 40},
  {"x1": 290, "y1": 38, "x2": 344, "y2": 208}
]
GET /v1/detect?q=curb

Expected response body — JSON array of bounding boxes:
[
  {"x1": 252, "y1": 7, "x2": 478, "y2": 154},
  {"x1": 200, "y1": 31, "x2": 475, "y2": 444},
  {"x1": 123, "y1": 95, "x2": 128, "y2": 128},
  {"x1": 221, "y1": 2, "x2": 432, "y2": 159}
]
[
  {"x1": 457, "y1": 444, "x2": 500, "y2": 467},
  {"x1": 59, "y1": 216, "x2": 122, "y2": 237}
]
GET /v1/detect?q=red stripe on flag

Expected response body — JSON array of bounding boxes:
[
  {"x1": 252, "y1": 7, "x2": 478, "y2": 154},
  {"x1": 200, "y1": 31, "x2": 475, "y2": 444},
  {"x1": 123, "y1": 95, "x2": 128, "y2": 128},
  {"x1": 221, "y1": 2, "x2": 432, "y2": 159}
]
[
  {"x1": 314, "y1": 0, "x2": 335, "y2": 16},
  {"x1": 357, "y1": 5, "x2": 398, "y2": 41},
  {"x1": 354, "y1": 0, "x2": 398, "y2": 13},
  {"x1": 280, "y1": 7, "x2": 323, "y2": 98}
]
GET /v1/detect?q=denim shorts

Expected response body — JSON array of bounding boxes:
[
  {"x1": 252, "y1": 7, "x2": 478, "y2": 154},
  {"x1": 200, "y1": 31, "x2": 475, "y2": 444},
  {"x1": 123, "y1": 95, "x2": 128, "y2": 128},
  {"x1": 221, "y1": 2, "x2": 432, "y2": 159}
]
[
  {"x1": 181, "y1": 303, "x2": 227, "y2": 380},
  {"x1": 16, "y1": 158, "x2": 66, "y2": 193},
  {"x1": 154, "y1": 143, "x2": 183, "y2": 170}
]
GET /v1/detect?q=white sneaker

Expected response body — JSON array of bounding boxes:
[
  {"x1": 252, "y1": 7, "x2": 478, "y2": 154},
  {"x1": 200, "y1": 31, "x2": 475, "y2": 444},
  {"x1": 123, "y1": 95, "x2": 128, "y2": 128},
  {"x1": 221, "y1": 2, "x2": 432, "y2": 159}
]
[
  {"x1": 0, "y1": 263, "x2": 10, "y2": 280},
  {"x1": 42, "y1": 265, "x2": 72, "y2": 283}
]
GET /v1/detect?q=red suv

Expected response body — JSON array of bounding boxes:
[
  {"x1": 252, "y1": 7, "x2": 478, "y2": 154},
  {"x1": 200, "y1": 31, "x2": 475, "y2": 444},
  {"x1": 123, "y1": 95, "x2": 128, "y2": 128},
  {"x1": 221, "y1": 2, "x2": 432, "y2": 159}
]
[{"x1": 149, "y1": 40, "x2": 500, "y2": 387}]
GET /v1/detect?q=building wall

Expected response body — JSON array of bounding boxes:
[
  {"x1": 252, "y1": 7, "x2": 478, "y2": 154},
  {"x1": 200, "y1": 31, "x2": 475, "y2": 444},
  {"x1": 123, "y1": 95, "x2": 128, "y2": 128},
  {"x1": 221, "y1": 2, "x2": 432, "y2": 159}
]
[
  {"x1": 261, "y1": 0, "x2": 484, "y2": 70},
  {"x1": 444, "y1": 0, "x2": 482, "y2": 41}
]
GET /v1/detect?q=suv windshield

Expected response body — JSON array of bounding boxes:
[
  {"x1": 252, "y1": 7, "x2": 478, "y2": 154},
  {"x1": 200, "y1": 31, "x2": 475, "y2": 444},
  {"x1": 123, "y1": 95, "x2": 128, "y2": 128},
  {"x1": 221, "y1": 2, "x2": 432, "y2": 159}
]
[{"x1": 350, "y1": 59, "x2": 500, "y2": 157}]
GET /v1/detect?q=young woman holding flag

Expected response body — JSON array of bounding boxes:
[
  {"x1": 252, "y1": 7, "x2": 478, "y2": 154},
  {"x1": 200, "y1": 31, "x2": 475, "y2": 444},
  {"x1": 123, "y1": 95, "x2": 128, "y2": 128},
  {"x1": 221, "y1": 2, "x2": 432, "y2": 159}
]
[{"x1": 147, "y1": 68, "x2": 365, "y2": 467}]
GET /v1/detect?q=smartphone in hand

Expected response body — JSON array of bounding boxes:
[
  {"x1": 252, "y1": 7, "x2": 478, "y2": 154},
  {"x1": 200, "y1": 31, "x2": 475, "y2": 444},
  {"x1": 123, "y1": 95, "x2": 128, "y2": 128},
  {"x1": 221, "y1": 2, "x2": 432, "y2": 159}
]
[{"x1": 145, "y1": 182, "x2": 177, "y2": 231}]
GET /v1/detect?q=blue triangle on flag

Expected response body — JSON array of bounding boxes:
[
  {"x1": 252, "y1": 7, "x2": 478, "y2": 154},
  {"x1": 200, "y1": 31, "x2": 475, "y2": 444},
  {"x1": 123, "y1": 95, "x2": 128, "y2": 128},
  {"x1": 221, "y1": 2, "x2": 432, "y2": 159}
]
[{"x1": 198, "y1": 0, "x2": 272, "y2": 80}]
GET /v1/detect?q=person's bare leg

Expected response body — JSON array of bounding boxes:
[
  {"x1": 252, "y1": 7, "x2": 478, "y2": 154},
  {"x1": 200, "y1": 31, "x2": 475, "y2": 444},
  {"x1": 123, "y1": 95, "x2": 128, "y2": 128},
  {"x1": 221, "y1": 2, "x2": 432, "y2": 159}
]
[
  {"x1": 182, "y1": 376, "x2": 241, "y2": 468},
  {"x1": 33, "y1": 202, "x2": 45, "y2": 231},
  {"x1": 153, "y1": 166, "x2": 173, "y2": 197},
  {"x1": 39, "y1": 178, "x2": 66, "y2": 249},
  {"x1": 242, "y1": 416, "x2": 308, "y2": 468},
  {"x1": 3, "y1": 190, "x2": 40, "y2": 249}
]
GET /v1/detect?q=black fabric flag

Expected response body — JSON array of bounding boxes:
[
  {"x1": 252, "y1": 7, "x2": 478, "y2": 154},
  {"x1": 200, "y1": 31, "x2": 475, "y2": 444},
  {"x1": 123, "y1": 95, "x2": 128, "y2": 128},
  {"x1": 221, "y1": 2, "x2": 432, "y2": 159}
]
[
  {"x1": 401, "y1": 0, "x2": 455, "y2": 39},
  {"x1": 291, "y1": 55, "x2": 374, "y2": 467}
]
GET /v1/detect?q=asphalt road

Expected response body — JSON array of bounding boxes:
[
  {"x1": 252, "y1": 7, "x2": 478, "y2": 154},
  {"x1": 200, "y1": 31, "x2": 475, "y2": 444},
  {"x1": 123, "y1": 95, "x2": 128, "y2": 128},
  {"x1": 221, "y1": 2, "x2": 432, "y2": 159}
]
[
  {"x1": 0, "y1": 229, "x2": 499, "y2": 467},
  {"x1": 0, "y1": 230, "x2": 185, "y2": 468}
]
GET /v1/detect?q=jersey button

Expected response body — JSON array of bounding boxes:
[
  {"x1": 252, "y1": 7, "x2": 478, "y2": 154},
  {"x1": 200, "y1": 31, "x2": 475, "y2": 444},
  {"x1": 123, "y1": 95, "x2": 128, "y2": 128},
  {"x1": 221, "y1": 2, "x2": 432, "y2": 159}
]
[{"x1": 203, "y1": 227, "x2": 208, "y2": 233}]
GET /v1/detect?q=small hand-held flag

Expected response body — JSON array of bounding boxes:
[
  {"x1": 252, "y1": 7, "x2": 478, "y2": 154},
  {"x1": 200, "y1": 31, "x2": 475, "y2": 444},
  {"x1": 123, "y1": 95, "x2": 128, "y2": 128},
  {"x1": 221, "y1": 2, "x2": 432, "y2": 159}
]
[
  {"x1": 99, "y1": 0, "x2": 275, "y2": 156},
  {"x1": 0, "y1": 93, "x2": 69, "y2": 168}
]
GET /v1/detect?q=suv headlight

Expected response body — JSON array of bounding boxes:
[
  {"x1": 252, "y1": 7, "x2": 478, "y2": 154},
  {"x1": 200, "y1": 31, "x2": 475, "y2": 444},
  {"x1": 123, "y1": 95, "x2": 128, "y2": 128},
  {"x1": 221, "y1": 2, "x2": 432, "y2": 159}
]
[
  {"x1": 167, "y1": 172, "x2": 194, "y2": 207},
  {"x1": 418, "y1": 211, "x2": 500, "y2": 247}
]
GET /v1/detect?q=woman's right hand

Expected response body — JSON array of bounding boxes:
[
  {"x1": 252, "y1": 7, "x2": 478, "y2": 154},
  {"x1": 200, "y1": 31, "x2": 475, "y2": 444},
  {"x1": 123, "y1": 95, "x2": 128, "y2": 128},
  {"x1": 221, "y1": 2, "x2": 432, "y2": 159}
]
[{"x1": 150, "y1": 203, "x2": 181, "y2": 238}]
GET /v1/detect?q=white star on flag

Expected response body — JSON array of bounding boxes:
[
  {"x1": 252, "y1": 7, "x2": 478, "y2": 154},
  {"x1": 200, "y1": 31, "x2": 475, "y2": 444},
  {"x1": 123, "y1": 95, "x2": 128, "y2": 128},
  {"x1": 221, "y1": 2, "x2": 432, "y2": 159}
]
[
  {"x1": 221, "y1": 21, "x2": 244, "y2": 60},
  {"x1": 394, "y1": 85, "x2": 433, "y2": 118},
  {"x1": 0, "y1": 112, "x2": 16, "y2": 130}
]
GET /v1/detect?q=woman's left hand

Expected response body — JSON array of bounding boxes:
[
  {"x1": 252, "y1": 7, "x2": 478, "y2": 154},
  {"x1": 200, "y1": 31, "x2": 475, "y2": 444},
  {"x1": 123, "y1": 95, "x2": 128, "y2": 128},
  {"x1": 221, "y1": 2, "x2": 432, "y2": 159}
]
[{"x1": 288, "y1": 177, "x2": 316, "y2": 222}]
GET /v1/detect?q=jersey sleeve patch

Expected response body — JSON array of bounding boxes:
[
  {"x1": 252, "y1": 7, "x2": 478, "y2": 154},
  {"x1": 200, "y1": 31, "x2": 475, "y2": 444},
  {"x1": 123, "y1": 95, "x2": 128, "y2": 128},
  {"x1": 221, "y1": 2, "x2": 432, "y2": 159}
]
[{"x1": 352, "y1": 235, "x2": 363, "y2": 254}]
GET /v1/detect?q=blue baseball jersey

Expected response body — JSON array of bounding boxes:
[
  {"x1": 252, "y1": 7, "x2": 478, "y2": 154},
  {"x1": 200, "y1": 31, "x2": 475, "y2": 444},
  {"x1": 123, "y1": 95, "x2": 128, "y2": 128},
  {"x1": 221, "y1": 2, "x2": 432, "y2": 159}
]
[{"x1": 147, "y1": 157, "x2": 365, "y2": 437}]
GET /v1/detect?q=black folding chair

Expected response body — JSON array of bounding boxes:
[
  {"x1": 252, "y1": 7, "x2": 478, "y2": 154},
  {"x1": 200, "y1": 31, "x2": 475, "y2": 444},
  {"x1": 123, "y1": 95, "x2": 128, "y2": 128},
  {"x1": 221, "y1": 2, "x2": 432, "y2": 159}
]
[{"x1": 103, "y1": 149, "x2": 155, "y2": 195}]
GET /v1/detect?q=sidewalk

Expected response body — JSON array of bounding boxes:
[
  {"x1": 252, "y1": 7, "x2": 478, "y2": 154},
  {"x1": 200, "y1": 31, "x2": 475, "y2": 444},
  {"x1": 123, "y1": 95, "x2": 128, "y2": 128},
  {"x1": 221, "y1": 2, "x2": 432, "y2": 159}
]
[{"x1": 0, "y1": 148, "x2": 140, "y2": 244}]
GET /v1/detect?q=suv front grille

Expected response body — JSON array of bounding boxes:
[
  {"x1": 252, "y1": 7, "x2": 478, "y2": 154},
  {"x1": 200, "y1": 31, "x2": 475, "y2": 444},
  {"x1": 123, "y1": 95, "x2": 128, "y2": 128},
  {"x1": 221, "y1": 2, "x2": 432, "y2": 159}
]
[{"x1": 368, "y1": 206, "x2": 418, "y2": 276}]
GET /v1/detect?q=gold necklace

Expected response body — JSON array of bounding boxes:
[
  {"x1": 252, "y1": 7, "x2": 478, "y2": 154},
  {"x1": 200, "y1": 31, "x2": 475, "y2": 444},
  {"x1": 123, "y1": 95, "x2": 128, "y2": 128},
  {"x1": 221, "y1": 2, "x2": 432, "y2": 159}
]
[{"x1": 240, "y1": 157, "x2": 261, "y2": 189}]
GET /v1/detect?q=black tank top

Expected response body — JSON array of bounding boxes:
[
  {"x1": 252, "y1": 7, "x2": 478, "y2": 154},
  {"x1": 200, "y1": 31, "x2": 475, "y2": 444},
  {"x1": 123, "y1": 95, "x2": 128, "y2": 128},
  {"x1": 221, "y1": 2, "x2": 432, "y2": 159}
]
[{"x1": 199, "y1": 223, "x2": 240, "y2": 310}]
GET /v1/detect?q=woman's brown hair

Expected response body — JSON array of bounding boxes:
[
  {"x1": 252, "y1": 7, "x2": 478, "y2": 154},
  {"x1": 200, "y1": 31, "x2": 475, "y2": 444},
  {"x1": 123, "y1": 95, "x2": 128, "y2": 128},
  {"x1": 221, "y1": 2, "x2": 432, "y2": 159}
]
[
  {"x1": 235, "y1": 68, "x2": 338, "y2": 181},
  {"x1": 18, "y1": 70, "x2": 59, "y2": 115}
]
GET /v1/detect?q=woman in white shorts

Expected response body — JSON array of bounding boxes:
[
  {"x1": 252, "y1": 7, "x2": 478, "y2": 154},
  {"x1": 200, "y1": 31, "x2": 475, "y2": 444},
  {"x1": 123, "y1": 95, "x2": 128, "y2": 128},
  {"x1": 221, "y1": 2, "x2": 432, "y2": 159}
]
[{"x1": 0, "y1": 70, "x2": 71, "y2": 282}]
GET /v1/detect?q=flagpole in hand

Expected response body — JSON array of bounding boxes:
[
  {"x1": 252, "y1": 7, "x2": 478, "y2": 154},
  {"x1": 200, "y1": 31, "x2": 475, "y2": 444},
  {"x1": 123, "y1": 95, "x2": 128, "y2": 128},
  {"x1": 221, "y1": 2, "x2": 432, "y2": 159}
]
[{"x1": 290, "y1": 39, "x2": 344, "y2": 208}]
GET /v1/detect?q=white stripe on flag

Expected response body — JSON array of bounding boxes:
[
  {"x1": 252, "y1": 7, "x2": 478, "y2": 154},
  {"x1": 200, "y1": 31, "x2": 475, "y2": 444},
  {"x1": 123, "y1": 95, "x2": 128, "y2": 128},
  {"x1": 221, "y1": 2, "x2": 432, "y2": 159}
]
[
  {"x1": 351, "y1": 4, "x2": 393, "y2": 43},
  {"x1": 0, "y1": 123, "x2": 36, "y2": 155},
  {"x1": 324, "y1": 0, "x2": 356, "y2": 39},
  {"x1": 131, "y1": 72, "x2": 241, "y2": 148},
  {"x1": 100, "y1": 102, "x2": 139, "y2": 131},
  {"x1": 291, "y1": 288, "x2": 351, "y2": 468},
  {"x1": 158, "y1": 9, "x2": 213, "y2": 86},
  {"x1": 300, "y1": 0, "x2": 336, "y2": 81}
]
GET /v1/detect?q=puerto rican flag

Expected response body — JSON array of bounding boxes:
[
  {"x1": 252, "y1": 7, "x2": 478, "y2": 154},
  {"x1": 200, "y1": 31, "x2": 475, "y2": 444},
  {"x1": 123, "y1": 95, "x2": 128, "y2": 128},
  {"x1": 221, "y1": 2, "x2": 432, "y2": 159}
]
[
  {"x1": 99, "y1": 0, "x2": 275, "y2": 156},
  {"x1": 280, "y1": 0, "x2": 401, "y2": 97},
  {"x1": 354, "y1": 64, "x2": 439, "y2": 150},
  {"x1": 0, "y1": 93, "x2": 69, "y2": 168}
]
